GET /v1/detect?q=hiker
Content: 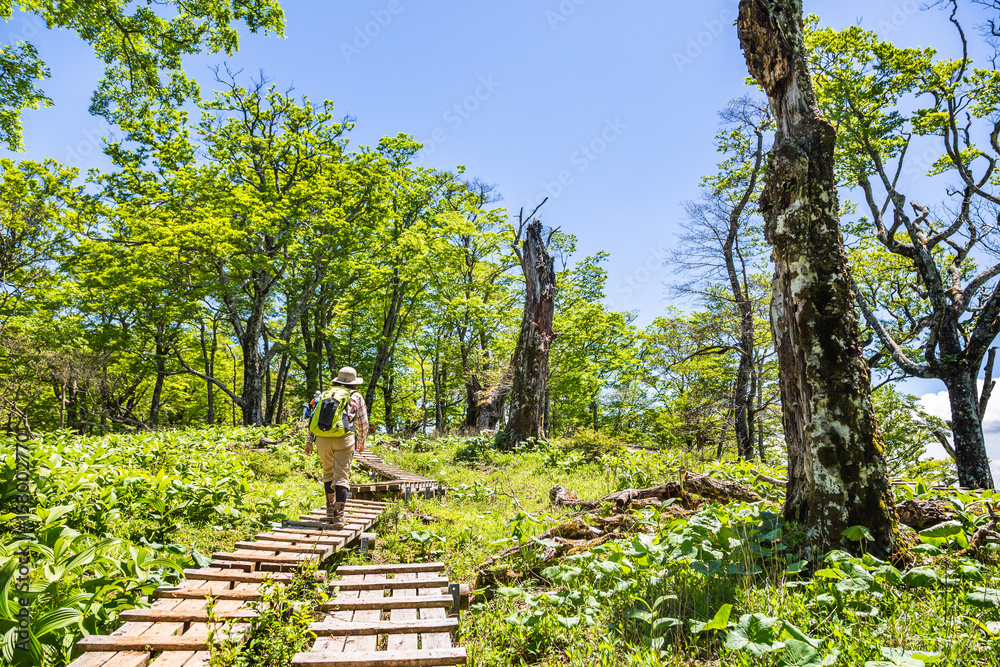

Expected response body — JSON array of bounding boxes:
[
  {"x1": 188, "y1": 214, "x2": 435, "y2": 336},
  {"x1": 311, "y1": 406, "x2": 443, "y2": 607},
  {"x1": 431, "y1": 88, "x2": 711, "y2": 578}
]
[
  {"x1": 301, "y1": 391, "x2": 322, "y2": 421},
  {"x1": 304, "y1": 367, "x2": 368, "y2": 529}
]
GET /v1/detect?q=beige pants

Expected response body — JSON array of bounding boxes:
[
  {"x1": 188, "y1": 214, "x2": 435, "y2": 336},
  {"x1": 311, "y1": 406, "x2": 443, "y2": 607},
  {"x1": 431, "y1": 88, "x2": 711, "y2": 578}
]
[{"x1": 316, "y1": 433, "x2": 355, "y2": 487}]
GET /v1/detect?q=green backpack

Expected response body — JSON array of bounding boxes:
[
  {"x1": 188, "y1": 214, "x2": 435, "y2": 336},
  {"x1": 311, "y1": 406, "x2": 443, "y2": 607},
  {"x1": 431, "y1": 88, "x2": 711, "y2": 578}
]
[{"x1": 309, "y1": 386, "x2": 356, "y2": 437}]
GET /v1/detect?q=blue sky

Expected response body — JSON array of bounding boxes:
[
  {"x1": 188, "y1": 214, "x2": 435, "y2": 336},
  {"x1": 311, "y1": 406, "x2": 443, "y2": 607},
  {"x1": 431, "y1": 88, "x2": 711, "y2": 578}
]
[{"x1": 4, "y1": 0, "x2": 998, "y2": 474}]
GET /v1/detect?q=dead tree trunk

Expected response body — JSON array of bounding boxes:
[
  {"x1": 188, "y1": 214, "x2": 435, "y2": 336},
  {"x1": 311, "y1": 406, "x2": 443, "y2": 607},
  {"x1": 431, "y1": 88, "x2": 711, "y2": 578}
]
[
  {"x1": 502, "y1": 220, "x2": 557, "y2": 448},
  {"x1": 737, "y1": 0, "x2": 899, "y2": 557}
]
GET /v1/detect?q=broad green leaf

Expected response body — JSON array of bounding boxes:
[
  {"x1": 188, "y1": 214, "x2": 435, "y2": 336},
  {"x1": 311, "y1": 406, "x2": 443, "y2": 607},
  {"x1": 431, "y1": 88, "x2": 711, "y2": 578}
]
[
  {"x1": 903, "y1": 567, "x2": 940, "y2": 588},
  {"x1": 965, "y1": 587, "x2": 1000, "y2": 609},
  {"x1": 725, "y1": 613, "x2": 784, "y2": 657},
  {"x1": 841, "y1": 525, "x2": 874, "y2": 542},
  {"x1": 688, "y1": 603, "x2": 732, "y2": 634}
]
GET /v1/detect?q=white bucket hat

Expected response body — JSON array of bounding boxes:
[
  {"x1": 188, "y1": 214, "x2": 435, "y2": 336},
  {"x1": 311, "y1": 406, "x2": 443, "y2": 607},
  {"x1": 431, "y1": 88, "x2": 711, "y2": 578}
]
[{"x1": 332, "y1": 366, "x2": 364, "y2": 386}]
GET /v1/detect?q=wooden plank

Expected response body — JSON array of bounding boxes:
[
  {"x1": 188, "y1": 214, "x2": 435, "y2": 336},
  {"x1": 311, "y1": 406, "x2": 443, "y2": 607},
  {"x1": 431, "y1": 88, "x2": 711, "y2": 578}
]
[
  {"x1": 417, "y1": 572, "x2": 452, "y2": 652},
  {"x1": 71, "y1": 620, "x2": 154, "y2": 661},
  {"x1": 78, "y1": 637, "x2": 212, "y2": 652},
  {"x1": 253, "y1": 533, "x2": 345, "y2": 546},
  {"x1": 119, "y1": 608, "x2": 257, "y2": 623},
  {"x1": 309, "y1": 617, "x2": 458, "y2": 637},
  {"x1": 77, "y1": 624, "x2": 248, "y2": 652},
  {"x1": 234, "y1": 541, "x2": 334, "y2": 556},
  {"x1": 99, "y1": 654, "x2": 151, "y2": 667},
  {"x1": 291, "y1": 649, "x2": 467, "y2": 666},
  {"x1": 335, "y1": 563, "x2": 444, "y2": 575},
  {"x1": 147, "y1": 651, "x2": 196, "y2": 667},
  {"x1": 67, "y1": 654, "x2": 120, "y2": 667},
  {"x1": 342, "y1": 573, "x2": 382, "y2": 654},
  {"x1": 388, "y1": 572, "x2": 418, "y2": 653},
  {"x1": 182, "y1": 568, "x2": 302, "y2": 583},
  {"x1": 329, "y1": 576, "x2": 449, "y2": 591},
  {"x1": 154, "y1": 588, "x2": 261, "y2": 601},
  {"x1": 320, "y1": 595, "x2": 453, "y2": 611},
  {"x1": 208, "y1": 560, "x2": 255, "y2": 572},
  {"x1": 213, "y1": 551, "x2": 318, "y2": 564},
  {"x1": 77, "y1": 620, "x2": 184, "y2": 652},
  {"x1": 315, "y1": 572, "x2": 365, "y2": 654},
  {"x1": 275, "y1": 526, "x2": 357, "y2": 538}
]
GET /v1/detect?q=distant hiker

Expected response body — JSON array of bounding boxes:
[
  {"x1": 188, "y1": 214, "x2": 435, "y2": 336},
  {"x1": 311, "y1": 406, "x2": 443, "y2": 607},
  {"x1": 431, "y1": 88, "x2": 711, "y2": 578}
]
[
  {"x1": 301, "y1": 391, "x2": 322, "y2": 421},
  {"x1": 304, "y1": 367, "x2": 368, "y2": 529}
]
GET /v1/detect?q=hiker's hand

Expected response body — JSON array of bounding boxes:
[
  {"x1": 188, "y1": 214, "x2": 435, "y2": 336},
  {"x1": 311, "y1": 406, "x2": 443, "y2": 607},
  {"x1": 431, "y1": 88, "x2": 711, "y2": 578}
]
[{"x1": 304, "y1": 439, "x2": 313, "y2": 456}]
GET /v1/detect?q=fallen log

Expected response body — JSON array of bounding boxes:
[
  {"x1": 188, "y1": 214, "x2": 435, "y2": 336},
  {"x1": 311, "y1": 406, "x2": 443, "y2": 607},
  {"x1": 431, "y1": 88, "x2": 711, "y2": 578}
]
[
  {"x1": 751, "y1": 469, "x2": 788, "y2": 488},
  {"x1": 894, "y1": 500, "x2": 955, "y2": 531},
  {"x1": 549, "y1": 485, "x2": 579, "y2": 506},
  {"x1": 682, "y1": 472, "x2": 763, "y2": 503},
  {"x1": 550, "y1": 482, "x2": 693, "y2": 511}
]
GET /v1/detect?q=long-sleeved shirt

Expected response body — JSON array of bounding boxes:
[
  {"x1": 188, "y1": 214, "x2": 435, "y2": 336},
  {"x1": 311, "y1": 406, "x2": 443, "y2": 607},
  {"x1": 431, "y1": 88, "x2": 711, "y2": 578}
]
[{"x1": 346, "y1": 391, "x2": 369, "y2": 448}]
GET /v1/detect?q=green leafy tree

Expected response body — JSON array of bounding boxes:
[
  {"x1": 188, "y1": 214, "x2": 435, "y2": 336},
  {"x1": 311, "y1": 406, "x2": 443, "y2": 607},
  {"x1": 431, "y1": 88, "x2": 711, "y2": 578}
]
[
  {"x1": 806, "y1": 10, "x2": 1000, "y2": 489},
  {"x1": 0, "y1": 0, "x2": 285, "y2": 150}
]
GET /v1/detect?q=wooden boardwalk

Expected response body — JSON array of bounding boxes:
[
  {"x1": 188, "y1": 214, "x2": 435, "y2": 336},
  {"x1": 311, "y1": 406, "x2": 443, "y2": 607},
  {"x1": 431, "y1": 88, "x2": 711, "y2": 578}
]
[
  {"x1": 351, "y1": 450, "x2": 440, "y2": 498},
  {"x1": 67, "y1": 499, "x2": 386, "y2": 667},
  {"x1": 292, "y1": 561, "x2": 466, "y2": 666}
]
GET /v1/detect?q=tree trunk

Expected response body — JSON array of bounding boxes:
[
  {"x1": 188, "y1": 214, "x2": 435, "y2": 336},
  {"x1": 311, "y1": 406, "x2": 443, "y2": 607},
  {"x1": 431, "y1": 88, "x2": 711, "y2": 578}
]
[
  {"x1": 476, "y1": 382, "x2": 508, "y2": 430},
  {"x1": 383, "y1": 372, "x2": 395, "y2": 433},
  {"x1": 365, "y1": 270, "x2": 406, "y2": 416},
  {"x1": 945, "y1": 371, "x2": 995, "y2": 489},
  {"x1": 737, "y1": 0, "x2": 898, "y2": 557},
  {"x1": 503, "y1": 221, "x2": 557, "y2": 447},
  {"x1": 265, "y1": 352, "x2": 289, "y2": 425},
  {"x1": 240, "y1": 336, "x2": 265, "y2": 426},
  {"x1": 149, "y1": 335, "x2": 167, "y2": 428},
  {"x1": 732, "y1": 315, "x2": 755, "y2": 460},
  {"x1": 200, "y1": 319, "x2": 218, "y2": 425},
  {"x1": 464, "y1": 380, "x2": 481, "y2": 428}
]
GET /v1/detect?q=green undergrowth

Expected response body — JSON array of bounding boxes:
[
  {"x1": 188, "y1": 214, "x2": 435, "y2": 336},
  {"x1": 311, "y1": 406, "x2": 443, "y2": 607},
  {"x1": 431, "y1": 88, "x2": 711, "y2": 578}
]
[
  {"x1": 363, "y1": 434, "x2": 1000, "y2": 667},
  {"x1": 0, "y1": 426, "x2": 323, "y2": 666},
  {"x1": 5, "y1": 427, "x2": 1000, "y2": 666}
]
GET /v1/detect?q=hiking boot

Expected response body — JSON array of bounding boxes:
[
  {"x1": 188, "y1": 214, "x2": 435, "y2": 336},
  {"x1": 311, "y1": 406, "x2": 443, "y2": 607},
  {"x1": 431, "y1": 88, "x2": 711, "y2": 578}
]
[
  {"x1": 325, "y1": 493, "x2": 338, "y2": 521},
  {"x1": 329, "y1": 501, "x2": 346, "y2": 530}
]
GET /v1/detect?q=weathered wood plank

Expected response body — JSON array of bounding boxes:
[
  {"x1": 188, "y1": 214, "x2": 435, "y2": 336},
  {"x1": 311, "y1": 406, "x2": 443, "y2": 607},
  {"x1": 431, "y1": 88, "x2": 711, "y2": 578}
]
[
  {"x1": 335, "y1": 563, "x2": 443, "y2": 575},
  {"x1": 213, "y1": 551, "x2": 318, "y2": 564},
  {"x1": 119, "y1": 608, "x2": 257, "y2": 623},
  {"x1": 342, "y1": 574, "x2": 382, "y2": 653},
  {"x1": 291, "y1": 649, "x2": 467, "y2": 666},
  {"x1": 76, "y1": 624, "x2": 248, "y2": 652},
  {"x1": 387, "y1": 572, "x2": 418, "y2": 652},
  {"x1": 320, "y1": 595, "x2": 454, "y2": 611},
  {"x1": 417, "y1": 573, "x2": 452, "y2": 651},
  {"x1": 154, "y1": 588, "x2": 262, "y2": 601},
  {"x1": 307, "y1": 619, "x2": 457, "y2": 637},
  {"x1": 234, "y1": 540, "x2": 334, "y2": 556},
  {"x1": 181, "y1": 568, "x2": 304, "y2": 583},
  {"x1": 329, "y1": 576, "x2": 449, "y2": 591}
]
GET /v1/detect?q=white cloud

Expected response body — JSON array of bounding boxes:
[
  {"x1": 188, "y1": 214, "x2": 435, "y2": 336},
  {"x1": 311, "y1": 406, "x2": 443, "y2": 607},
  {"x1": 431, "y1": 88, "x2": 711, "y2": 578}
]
[{"x1": 918, "y1": 381, "x2": 1000, "y2": 482}]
